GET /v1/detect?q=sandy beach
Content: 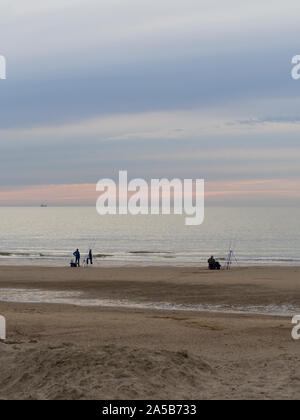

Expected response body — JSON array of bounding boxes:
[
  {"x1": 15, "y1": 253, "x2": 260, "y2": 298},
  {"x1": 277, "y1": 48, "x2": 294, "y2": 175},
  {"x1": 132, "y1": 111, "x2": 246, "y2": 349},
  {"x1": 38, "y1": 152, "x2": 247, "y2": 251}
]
[{"x1": 0, "y1": 265, "x2": 300, "y2": 400}]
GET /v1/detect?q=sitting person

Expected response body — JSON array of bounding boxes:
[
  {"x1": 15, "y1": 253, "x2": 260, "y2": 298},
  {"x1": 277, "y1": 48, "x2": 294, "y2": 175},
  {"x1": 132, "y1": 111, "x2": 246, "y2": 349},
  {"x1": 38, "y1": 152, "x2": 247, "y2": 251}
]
[
  {"x1": 70, "y1": 259, "x2": 77, "y2": 268},
  {"x1": 208, "y1": 255, "x2": 221, "y2": 270}
]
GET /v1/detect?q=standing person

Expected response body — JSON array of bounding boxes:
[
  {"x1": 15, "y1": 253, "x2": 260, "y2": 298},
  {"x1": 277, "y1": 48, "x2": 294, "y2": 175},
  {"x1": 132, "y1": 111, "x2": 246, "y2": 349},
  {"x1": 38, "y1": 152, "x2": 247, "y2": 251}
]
[
  {"x1": 89, "y1": 249, "x2": 93, "y2": 265},
  {"x1": 87, "y1": 249, "x2": 93, "y2": 265},
  {"x1": 73, "y1": 249, "x2": 80, "y2": 267}
]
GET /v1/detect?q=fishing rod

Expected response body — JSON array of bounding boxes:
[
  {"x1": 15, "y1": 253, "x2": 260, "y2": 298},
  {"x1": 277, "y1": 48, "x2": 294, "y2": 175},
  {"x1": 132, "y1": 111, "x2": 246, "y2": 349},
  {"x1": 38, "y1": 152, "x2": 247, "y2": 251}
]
[{"x1": 226, "y1": 239, "x2": 239, "y2": 270}]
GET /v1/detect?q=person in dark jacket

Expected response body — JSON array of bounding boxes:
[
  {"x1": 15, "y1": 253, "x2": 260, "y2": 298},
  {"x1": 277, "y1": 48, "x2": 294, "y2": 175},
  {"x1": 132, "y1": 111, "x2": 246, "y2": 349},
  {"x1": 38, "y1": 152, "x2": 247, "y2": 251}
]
[
  {"x1": 208, "y1": 256, "x2": 221, "y2": 270},
  {"x1": 87, "y1": 249, "x2": 93, "y2": 265},
  {"x1": 73, "y1": 249, "x2": 80, "y2": 267},
  {"x1": 208, "y1": 256, "x2": 216, "y2": 270}
]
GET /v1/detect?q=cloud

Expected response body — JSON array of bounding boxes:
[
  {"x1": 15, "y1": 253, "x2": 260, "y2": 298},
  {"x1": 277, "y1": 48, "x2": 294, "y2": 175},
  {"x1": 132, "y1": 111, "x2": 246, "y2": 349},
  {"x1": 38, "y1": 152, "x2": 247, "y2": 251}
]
[
  {"x1": 237, "y1": 116, "x2": 300, "y2": 125},
  {"x1": 2, "y1": 0, "x2": 299, "y2": 60},
  {"x1": 1, "y1": 1, "x2": 300, "y2": 203},
  {"x1": 1, "y1": 178, "x2": 299, "y2": 206},
  {"x1": 1, "y1": 0, "x2": 300, "y2": 129}
]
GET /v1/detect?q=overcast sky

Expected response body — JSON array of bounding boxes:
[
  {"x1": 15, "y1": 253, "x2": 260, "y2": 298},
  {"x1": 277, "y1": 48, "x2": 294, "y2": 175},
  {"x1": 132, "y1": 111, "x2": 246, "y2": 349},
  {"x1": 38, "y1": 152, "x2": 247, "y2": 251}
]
[{"x1": 0, "y1": 0, "x2": 300, "y2": 205}]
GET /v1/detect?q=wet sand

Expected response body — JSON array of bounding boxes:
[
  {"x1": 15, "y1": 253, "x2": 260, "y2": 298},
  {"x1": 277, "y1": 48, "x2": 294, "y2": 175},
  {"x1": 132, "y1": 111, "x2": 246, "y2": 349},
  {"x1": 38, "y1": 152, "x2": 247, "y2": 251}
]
[{"x1": 0, "y1": 266, "x2": 299, "y2": 400}]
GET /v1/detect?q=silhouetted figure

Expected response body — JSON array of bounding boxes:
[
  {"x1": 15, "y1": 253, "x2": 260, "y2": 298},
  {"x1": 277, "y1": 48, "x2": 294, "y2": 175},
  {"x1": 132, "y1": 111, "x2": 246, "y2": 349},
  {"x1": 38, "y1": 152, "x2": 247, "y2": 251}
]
[
  {"x1": 208, "y1": 256, "x2": 215, "y2": 269},
  {"x1": 87, "y1": 249, "x2": 93, "y2": 265},
  {"x1": 208, "y1": 255, "x2": 221, "y2": 270},
  {"x1": 73, "y1": 249, "x2": 80, "y2": 267},
  {"x1": 70, "y1": 259, "x2": 77, "y2": 268}
]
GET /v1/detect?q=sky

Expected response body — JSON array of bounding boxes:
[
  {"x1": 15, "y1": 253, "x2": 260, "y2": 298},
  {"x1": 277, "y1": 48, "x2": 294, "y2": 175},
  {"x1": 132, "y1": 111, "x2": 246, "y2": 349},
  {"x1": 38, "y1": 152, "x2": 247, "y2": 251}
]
[{"x1": 0, "y1": 0, "x2": 300, "y2": 205}]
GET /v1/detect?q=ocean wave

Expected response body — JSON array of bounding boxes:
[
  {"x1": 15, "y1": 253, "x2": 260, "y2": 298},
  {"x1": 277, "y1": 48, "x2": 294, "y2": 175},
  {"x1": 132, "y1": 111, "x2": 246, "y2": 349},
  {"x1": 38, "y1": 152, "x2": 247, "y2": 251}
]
[
  {"x1": 0, "y1": 252, "x2": 63, "y2": 259},
  {"x1": 94, "y1": 254, "x2": 113, "y2": 258},
  {"x1": 0, "y1": 252, "x2": 37, "y2": 257},
  {"x1": 238, "y1": 257, "x2": 300, "y2": 263},
  {"x1": 0, "y1": 288, "x2": 298, "y2": 317},
  {"x1": 129, "y1": 251, "x2": 173, "y2": 255},
  {"x1": 1, "y1": 250, "x2": 300, "y2": 266}
]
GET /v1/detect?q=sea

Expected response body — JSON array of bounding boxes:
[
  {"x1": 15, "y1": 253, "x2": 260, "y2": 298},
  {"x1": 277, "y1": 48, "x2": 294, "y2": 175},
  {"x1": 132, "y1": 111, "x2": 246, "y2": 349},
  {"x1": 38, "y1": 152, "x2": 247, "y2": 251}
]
[{"x1": 0, "y1": 206, "x2": 299, "y2": 267}]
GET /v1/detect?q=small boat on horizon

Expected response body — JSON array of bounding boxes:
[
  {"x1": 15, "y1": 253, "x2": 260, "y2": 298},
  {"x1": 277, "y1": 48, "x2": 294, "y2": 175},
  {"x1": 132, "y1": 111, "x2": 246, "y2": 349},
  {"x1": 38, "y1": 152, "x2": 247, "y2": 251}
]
[{"x1": 40, "y1": 203, "x2": 48, "y2": 208}]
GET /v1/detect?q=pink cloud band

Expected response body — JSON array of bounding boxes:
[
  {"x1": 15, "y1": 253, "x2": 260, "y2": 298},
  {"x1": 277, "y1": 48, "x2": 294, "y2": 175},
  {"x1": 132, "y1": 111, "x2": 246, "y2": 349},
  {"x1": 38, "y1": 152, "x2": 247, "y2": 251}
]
[{"x1": 0, "y1": 179, "x2": 299, "y2": 205}]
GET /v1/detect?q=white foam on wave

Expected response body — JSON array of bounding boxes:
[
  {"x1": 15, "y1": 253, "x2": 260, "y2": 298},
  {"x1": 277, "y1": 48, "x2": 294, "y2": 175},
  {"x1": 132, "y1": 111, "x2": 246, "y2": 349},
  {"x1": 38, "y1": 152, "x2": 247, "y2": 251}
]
[{"x1": 0, "y1": 288, "x2": 298, "y2": 317}]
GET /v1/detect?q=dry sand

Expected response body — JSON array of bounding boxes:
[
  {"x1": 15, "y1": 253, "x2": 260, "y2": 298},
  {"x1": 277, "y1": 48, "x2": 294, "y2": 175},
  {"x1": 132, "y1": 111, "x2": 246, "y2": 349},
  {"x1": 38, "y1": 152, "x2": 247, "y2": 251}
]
[{"x1": 0, "y1": 265, "x2": 300, "y2": 400}]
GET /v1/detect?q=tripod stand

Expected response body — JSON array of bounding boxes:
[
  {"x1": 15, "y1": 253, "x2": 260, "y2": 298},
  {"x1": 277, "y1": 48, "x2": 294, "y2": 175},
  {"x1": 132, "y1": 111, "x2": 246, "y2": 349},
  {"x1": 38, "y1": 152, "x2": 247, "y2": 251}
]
[{"x1": 226, "y1": 247, "x2": 238, "y2": 270}]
